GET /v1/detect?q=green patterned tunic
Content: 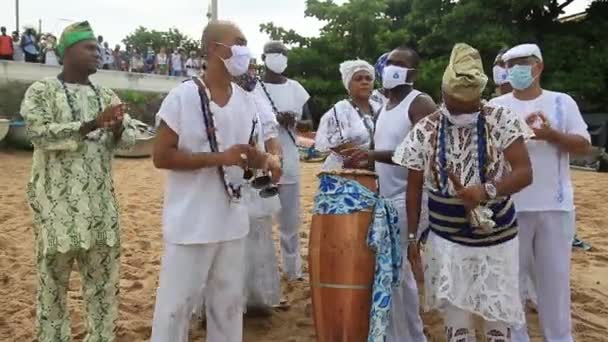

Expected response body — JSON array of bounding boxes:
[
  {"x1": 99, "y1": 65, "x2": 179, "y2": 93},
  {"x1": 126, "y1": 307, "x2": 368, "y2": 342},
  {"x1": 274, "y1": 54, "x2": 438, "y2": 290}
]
[{"x1": 21, "y1": 77, "x2": 138, "y2": 256}]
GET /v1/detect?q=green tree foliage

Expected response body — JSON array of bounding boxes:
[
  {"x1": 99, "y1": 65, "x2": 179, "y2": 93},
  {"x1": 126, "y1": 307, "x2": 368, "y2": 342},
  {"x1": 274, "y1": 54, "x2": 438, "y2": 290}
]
[
  {"x1": 260, "y1": 0, "x2": 607, "y2": 121},
  {"x1": 122, "y1": 27, "x2": 200, "y2": 54}
]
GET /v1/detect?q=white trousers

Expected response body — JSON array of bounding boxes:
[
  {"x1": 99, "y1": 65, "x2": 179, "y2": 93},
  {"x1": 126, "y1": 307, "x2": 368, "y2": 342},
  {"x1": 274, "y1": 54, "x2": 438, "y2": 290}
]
[
  {"x1": 151, "y1": 239, "x2": 245, "y2": 342},
  {"x1": 444, "y1": 305, "x2": 512, "y2": 342},
  {"x1": 512, "y1": 211, "x2": 575, "y2": 342},
  {"x1": 245, "y1": 216, "x2": 281, "y2": 308},
  {"x1": 386, "y1": 202, "x2": 427, "y2": 342},
  {"x1": 278, "y1": 183, "x2": 302, "y2": 280}
]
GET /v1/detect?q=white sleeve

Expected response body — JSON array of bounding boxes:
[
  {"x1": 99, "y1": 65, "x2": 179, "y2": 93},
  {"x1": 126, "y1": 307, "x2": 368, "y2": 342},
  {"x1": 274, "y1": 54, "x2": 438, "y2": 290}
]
[
  {"x1": 156, "y1": 87, "x2": 182, "y2": 134},
  {"x1": 292, "y1": 80, "x2": 310, "y2": 108},
  {"x1": 562, "y1": 95, "x2": 590, "y2": 142},
  {"x1": 315, "y1": 104, "x2": 345, "y2": 152},
  {"x1": 252, "y1": 91, "x2": 279, "y2": 141}
]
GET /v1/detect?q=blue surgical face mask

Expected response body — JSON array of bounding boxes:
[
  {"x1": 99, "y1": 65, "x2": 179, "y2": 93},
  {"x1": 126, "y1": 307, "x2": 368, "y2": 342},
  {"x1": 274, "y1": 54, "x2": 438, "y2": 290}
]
[{"x1": 508, "y1": 64, "x2": 536, "y2": 90}]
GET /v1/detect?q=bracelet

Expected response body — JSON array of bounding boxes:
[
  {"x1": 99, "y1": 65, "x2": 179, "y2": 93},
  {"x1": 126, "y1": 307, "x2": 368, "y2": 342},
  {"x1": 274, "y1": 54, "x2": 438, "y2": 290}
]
[{"x1": 407, "y1": 233, "x2": 417, "y2": 243}]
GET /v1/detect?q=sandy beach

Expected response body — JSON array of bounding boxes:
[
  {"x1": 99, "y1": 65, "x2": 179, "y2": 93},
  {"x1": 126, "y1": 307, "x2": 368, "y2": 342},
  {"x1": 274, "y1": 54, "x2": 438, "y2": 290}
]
[{"x1": 1, "y1": 150, "x2": 607, "y2": 341}]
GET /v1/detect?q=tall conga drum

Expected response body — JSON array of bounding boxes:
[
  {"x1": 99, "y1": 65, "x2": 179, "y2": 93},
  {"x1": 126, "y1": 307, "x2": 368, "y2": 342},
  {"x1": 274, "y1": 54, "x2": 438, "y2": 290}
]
[{"x1": 309, "y1": 170, "x2": 378, "y2": 342}]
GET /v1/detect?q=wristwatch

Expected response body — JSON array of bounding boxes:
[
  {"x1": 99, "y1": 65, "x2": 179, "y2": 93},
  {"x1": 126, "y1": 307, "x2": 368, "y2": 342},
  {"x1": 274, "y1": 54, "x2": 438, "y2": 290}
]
[
  {"x1": 407, "y1": 233, "x2": 417, "y2": 243},
  {"x1": 484, "y1": 182, "x2": 497, "y2": 200}
]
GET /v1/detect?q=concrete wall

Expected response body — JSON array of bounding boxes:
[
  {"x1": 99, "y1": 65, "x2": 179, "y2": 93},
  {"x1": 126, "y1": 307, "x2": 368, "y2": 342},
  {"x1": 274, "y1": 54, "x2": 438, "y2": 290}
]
[{"x1": 0, "y1": 60, "x2": 185, "y2": 93}]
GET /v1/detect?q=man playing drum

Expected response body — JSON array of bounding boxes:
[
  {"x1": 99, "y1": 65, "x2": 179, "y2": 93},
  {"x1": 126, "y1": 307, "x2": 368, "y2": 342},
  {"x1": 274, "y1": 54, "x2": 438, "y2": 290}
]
[{"x1": 343, "y1": 46, "x2": 436, "y2": 342}]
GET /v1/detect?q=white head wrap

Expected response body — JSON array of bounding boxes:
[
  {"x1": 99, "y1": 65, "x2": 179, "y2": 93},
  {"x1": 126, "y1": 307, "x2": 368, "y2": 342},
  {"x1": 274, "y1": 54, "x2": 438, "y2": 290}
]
[{"x1": 339, "y1": 59, "x2": 375, "y2": 92}]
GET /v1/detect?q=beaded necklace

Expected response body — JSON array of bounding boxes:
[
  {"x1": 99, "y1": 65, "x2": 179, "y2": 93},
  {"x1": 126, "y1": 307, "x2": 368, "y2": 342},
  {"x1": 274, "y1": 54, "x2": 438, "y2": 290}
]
[
  {"x1": 191, "y1": 76, "x2": 242, "y2": 201},
  {"x1": 436, "y1": 108, "x2": 488, "y2": 195},
  {"x1": 347, "y1": 99, "x2": 377, "y2": 150},
  {"x1": 57, "y1": 74, "x2": 104, "y2": 140}
]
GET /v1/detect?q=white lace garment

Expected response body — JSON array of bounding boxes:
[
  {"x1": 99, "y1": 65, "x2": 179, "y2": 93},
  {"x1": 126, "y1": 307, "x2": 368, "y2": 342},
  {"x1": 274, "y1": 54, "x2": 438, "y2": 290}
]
[
  {"x1": 315, "y1": 99, "x2": 379, "y2": 171},
  {"x1": 393, "y1": 102, "x2": 532, "y2": 326}
]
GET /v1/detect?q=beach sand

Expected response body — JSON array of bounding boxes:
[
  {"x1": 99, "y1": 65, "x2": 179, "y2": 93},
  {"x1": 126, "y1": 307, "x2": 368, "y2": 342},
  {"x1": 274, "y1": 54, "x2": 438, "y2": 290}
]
[{"x1": 1, "y1": 150, "x2": 607, "y2": 341}]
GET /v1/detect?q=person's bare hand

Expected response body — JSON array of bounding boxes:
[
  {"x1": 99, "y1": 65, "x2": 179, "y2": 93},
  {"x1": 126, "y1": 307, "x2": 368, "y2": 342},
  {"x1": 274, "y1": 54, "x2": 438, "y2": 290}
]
[
  {"x1": 448, "y1": 170, "x2": 487, "y2": 211},
  {"x1": 222, "y1": 144, "x2": 254, "y2": 168},
  {"x1": 96, "y1": 104, "x2": 127, "y2": 129},
  {"x1": 341, "y1": 147, "x2": 371, "y2": 169},
  {"x1": 266, "y1": 154, "x2": 283, "y2": 184},
  {"x1": 277, "y1": 111, "x2": 296, "y2": 128}
]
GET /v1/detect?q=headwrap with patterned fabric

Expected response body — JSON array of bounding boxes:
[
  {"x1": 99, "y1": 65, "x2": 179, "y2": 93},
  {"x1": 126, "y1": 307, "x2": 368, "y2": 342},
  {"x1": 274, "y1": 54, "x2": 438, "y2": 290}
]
[
  {"x1": 442, "y1": 43, "x2": 488, "y2": 102},
  {"x1": 57, "y1": 21, "x2": 96, "y2": 57},
  {"x1": 374, "y1": 52, "x2": 389, "y2": 81}
]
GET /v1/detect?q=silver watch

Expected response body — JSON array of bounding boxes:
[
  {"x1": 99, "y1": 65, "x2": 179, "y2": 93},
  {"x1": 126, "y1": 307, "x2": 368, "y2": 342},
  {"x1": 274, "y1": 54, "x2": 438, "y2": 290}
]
[
  {"x1": 407, "y1": 233, "x2": 417, "y2": 242},
  {"x1": 484, "y1": 183, "x2": 497, "y2": 200}
]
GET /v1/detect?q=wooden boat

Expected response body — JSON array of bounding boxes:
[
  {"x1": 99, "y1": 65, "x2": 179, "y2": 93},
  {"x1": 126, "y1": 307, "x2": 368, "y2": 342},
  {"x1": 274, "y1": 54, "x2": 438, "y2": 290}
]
[
  {"x1": 114, "y1": 121, "x2": 155, "y2": 158},
  {"x1": 0, "y1": 118, "x2": 9, "y2": 143},
  {"x1": 309, "y1": 170, "x2": 378, "y2": 342},
  {"x1": 6, "y1": 120, "x2": 33, "y2": 150}
]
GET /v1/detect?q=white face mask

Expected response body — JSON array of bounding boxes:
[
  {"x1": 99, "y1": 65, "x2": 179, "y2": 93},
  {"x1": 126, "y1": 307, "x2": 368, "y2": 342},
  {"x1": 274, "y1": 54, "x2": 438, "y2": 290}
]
[
  {"x1": 264, "y1": 53, "x2": 288, "y2": 74},
  {"x1": 492, "y1": 65, "x2": 509, "y2": 85},
  {"x1": 443, "y1": 105, "x2": 480, "y2": 127},
  {"x1": 217, "y1": 44, "x2": 251, "y2": 76},
  {"x1": 382, "y1": 65, "x2": 414, "y2": 89}
]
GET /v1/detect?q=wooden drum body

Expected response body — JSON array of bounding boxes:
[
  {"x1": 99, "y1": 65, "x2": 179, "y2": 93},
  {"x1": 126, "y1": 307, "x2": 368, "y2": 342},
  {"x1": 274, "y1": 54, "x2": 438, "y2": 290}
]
[{"x1": 309, "y1": 170, "x2": 378, "y2": 342}]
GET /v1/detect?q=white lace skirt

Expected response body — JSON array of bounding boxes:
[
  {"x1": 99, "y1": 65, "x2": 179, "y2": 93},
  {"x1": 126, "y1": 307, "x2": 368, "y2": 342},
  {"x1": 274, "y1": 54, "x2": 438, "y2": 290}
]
[
  {"x1": 423, "y1": 231, "x2": 525, "y2": 326},
  {"x1": 244, "y1": 216, "x2": 281, "y2": 308}
]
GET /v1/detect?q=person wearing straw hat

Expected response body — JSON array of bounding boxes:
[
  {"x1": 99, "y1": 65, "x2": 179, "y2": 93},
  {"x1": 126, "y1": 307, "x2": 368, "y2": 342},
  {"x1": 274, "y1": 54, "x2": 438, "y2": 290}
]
[
  {"x1": 491, "y1": 43, "x2": 592, "y2": 342},
  {"x1": 394, "y1": 43, "x2": 533, "y2": 342},
  {"x1": 20, "y1": 20, "x2": 139, "y2": 341}
]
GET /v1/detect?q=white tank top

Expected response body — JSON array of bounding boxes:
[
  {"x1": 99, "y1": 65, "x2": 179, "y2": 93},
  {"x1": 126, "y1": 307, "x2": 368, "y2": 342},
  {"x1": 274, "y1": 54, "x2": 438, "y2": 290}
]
[{"x1": 374, "y1": 89, "x2": 421, "y2": 202}]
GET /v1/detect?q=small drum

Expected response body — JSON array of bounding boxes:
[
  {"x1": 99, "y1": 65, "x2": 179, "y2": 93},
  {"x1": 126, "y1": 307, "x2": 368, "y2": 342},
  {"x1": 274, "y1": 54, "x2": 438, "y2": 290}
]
[{"x1": 309, "y1": 169, "x2": 378, "y2": 342}]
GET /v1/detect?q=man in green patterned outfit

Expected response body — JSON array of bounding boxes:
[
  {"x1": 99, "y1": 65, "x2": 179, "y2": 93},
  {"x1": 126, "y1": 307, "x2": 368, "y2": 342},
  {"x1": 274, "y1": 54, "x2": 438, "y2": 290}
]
[{"x1": 20, "y1": 21, "x2": 138, "y2": 341}]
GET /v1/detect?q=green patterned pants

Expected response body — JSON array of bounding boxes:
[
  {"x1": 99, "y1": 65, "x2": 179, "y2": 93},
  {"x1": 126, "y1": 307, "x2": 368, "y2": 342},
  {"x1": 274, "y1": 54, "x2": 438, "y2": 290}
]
[{"x1": 36, "y1": 245, "x2": 120, "y2": 342}]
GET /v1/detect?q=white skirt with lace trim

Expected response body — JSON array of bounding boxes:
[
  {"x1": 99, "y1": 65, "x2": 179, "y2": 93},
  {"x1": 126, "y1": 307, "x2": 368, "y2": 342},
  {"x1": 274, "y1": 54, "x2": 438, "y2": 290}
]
[{"x1": 423, "y1": 231, "x2": 525, "y2": 326}]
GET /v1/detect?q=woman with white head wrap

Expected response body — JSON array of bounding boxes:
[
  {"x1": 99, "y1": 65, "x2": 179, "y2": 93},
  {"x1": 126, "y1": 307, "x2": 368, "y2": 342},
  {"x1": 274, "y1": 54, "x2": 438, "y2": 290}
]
[{"x1": 315, "y1": 59, "x2": 382, "y2": 171}]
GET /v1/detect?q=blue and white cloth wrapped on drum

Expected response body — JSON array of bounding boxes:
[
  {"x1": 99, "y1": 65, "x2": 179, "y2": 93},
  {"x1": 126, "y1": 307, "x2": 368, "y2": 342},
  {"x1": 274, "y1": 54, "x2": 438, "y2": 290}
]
[{"x1": 313, "y1": 174, "x2": 401, "y2": 342}]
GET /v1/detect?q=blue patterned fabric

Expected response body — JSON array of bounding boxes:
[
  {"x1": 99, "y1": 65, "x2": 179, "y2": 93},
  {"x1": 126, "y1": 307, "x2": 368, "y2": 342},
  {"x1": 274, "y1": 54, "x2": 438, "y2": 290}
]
[{"x1": 313, "y1": 174, "x2": 401, "y2": 342}]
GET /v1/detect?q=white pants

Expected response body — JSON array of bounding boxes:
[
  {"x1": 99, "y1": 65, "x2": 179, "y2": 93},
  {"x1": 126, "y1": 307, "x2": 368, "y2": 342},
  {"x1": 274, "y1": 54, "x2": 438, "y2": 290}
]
[
  {"x1": 444, "y1": 305, "x2": 511, "y2": 342},
  {"x1": 278, "y1": 183, "x2": 302, "y2": 280},
  {"x1": 386, "y1": 202, "x2": 427, "y2": 342},
  {"x1": 245, "y1": 216, "x2": 281, "y2": 308},
  {"x1": 151, "y1": 239, "x2": 245, "y2": 342},
  {"x1": 513, "y1": 211, "x2": 575, "y2": 342}
]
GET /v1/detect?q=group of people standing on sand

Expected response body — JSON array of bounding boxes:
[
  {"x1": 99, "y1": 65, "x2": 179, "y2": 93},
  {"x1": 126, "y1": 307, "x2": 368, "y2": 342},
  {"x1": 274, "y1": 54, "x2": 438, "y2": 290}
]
[{"x1": 20, "y1": 18, "x2": 591, "y2": 342}]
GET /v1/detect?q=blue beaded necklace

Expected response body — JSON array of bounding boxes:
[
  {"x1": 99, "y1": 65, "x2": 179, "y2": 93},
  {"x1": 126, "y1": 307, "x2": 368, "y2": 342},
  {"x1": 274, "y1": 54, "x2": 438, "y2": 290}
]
[{"x1": 437, "y1": 109, "x2": 488, "y2": 195}]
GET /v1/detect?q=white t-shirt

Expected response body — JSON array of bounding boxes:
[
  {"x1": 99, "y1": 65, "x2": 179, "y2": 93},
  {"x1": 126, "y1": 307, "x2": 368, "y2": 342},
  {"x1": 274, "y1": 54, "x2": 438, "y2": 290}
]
[
  {"x1": 171, "y1": 53, "x2": 183, "y2": 71},
  {"x1": 45, "y1": 50, "x2": 59, "y2": 66},
  {"x1": 315, "y1": 99, "x2": 380, "y2": 171},
  {"x1": 250, "y1": 87, "x2": 279, "y2": 142},
  {"x1": 256, "y1": 79, "x2": 310, "y2": 184},
  {"x1": 185, "y1": 58, "x2": 201, "y2": 77},
  {"x1": 490, "y1": 90, "x2": 590, "y2": 212},
  {"x1": 156, "y1": 80, "x2": 256, "y2": 244}
]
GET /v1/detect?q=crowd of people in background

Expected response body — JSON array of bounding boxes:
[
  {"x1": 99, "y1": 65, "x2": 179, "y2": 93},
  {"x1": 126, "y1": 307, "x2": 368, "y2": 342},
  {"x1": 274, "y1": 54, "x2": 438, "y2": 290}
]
[{"x1": 0, "y1": 26, "x2": 203, "y2": 77}]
